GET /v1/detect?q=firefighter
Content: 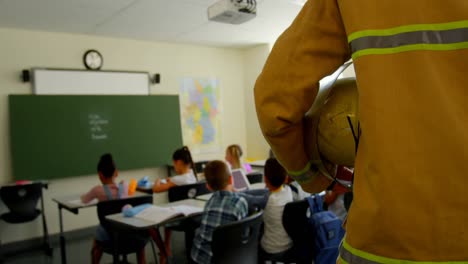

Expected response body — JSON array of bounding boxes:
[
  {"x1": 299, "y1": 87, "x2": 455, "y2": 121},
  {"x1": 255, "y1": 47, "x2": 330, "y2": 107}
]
[{"x1": 254, "y1": 0, "x2": 468, "y2": 262}]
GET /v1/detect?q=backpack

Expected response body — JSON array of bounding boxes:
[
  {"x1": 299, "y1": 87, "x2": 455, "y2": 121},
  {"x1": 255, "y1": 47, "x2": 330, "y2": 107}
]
[{"x1": 307, "y1": 194, "x2": 345, "y2": 264}]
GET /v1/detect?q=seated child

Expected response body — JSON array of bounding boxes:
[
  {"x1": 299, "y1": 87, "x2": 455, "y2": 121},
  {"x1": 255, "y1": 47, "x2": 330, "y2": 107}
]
[
  {"x1": 153, "y1": 146, "x2": 197, "y2": 192},
  {"x1": 151, "y1": 146, "x2": 198, "y2": 264},
  {"x1": 225, "y1": 144, "x2": 252, "y2": 173},
  {"x1": 81, "y1": 153, "x2": 125, "y2": 204},
  {"x1": 260, "y1": 158, "x2": 294, "y2": 261},
  {"x1": 81, "y1": 154, "x2": 144, "y2": 264},
  {"x1": 191, "y1": 160, "x2": 248, "y2": 263},
  {"x1": 269, "y1": 149, "x2": 310, "y2": 201}
]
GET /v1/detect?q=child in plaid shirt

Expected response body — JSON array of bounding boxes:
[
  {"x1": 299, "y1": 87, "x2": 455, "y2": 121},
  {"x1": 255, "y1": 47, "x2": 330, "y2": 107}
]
[{"x1": 191, "y1": 160, "x2": 248, "y2": 264}]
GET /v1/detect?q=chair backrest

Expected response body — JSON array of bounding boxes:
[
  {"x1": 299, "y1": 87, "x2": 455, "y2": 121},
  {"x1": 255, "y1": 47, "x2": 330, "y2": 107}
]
[
  {"x1": 96, "y1": 195, "x2": 153, "y2": 255},
  {"x1": 246, "y1": 172, "x2": 263, "y2": 184},
  {"x1": 168, "y1": 161, "x2": 209, "y2": 177},
  {"x1": 282, "y1": 199, "x2": 315, "y2": 263},
  {"x1": 0, "y1": 182, "x2": 43, "y2": 218},
  {"x1": 168, "y1": 181, "x2": 211, "y2": 202},
  {"x1": 194, "y1": 161, "x2": 210, "y2": 174},
  {"x1": 212, "y1": 211, "x2": 264, "y2": 264},
  {"x1": 97, "y1": 195, "x2": 153, "y2": 229}
]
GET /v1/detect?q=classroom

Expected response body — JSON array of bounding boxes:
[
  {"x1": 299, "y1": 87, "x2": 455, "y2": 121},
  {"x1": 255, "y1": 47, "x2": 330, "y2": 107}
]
[{"x1": 0, "y1": 0, "x2": 359, "y2": 263}]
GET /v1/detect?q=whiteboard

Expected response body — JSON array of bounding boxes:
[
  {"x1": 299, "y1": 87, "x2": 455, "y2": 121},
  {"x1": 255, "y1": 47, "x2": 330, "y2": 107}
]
[{"x1": 32, "y1": 68, "x2": 150, "y2": 95}]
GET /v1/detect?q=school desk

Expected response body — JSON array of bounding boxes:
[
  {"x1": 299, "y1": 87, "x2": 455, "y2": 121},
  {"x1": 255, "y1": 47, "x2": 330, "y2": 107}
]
[
  {"x1": 106, "y1": 198, "x2": 206, "y2": 262},
  {"x1": 52, "y1": 192, "x2": 151, "y2": 264}
]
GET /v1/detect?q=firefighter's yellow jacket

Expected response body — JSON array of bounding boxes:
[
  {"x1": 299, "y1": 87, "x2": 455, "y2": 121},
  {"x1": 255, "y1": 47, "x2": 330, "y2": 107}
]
[{"x1": 254, "y1": 0, "x2": 468, "y2": 262}]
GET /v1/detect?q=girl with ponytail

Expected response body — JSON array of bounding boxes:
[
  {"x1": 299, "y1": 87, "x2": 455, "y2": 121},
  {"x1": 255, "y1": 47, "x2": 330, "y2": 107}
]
[
  {"x1": 152, "y1": 146, "x2": 197, "y2": 193},
  {"x1": 225, "y1": 144, "x2": 252, "y2": 173}
]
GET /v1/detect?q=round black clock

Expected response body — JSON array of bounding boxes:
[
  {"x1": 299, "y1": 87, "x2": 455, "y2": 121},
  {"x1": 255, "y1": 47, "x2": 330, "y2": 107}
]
[{"x1": 83, "y1": 49, "x2": 103, "y2": 70}]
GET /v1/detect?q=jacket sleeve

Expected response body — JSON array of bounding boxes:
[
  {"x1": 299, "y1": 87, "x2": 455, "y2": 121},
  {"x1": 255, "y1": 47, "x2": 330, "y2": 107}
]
[{"x1": 254, "y1": 0, "x2": 351, "y2": 173}]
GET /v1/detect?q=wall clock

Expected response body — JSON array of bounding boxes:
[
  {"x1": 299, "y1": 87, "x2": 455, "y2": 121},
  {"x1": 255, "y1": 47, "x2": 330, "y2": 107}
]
[{"x1": 83, "y1": 49, "x2": 103, "y2": 70}]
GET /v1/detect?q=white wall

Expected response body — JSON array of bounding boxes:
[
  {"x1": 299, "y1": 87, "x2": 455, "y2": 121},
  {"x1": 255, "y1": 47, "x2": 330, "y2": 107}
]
[
  {"x1": 0, "y1": 28, "x2": 248, "y2": 243},
  {"x1": 242, "y1": 44, "x2": 271, "y2": 160}
]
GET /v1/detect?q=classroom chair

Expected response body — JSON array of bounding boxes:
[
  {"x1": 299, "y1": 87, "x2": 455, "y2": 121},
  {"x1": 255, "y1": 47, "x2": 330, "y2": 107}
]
[
  {"x1": 281, "y1": 199, "x2": 315, "y2": 264},
  {"x1": 246, "y1": 172, "x2": 263, "y2": 184},
  {"x1": 0, "y1": 182, "x2": 52, "y2": 257},
  {"x1": 96, "y1": 195, "x2": 156, "y2": 264},
  {"x1": 167, "y1": 182, "x2": 211, "y2": 202},
  {"x1": 193, "y1": 161, "x2": 209, "y2": 175},
  {"x1": 166, "y1": 161, "x2": 209, "y2": 178},
  {"x1": 211, "y1": 210, "x2": 264, "y2": 264},
  {"x1": 166, "y1": 214, "x2": 202, "y2": 264}
]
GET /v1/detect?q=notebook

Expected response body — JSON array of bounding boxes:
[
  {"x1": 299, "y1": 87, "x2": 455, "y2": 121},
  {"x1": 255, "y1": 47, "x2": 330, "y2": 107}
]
[
  {"x1": 231, "y1": 169, "x2": 251, "y2": 191},
  {"x1": 134, "y1": 205, "x2": 203, "y2": 224}
]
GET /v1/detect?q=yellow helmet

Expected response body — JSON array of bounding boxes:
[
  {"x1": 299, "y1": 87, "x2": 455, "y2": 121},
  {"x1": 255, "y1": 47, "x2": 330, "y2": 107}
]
[{"x1": 304, "y1": 77, "x2": 359, "y2": 169}]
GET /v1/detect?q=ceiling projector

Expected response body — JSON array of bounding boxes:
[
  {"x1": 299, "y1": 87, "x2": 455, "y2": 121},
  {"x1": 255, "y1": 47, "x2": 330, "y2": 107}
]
[{"x1": 208, "y1": 0, "x2": 257, "y2": 25}]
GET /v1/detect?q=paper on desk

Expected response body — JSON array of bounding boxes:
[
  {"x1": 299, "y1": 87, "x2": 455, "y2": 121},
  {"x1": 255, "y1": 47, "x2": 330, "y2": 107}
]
[
  {"x1": 68, "y1": 198, "x2": 98, "y2": 206},
  {"x1": 171, "y1": 205, "x2": 203, "y2": 216},
  {"x1": 135, "y1": 206, "x2": 182, "y2": 223},
  {"x1": 135, "y1": 205, "x2": 203, "y2": 223}
]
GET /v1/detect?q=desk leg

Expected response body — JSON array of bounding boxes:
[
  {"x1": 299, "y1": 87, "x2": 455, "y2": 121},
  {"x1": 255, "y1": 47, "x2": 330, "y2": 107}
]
[
  {"x1": 58, "y1": 205, "x2": 67, "y2": 264},
  {"x1": 112, "y1": 231, "x2": 119, "y2": 264}
]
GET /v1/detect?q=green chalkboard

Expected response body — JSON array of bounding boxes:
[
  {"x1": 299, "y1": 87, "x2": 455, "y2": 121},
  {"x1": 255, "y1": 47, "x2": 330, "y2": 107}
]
[{"x1": 9, "y1": 95, "x2": 183, "y2": 180}]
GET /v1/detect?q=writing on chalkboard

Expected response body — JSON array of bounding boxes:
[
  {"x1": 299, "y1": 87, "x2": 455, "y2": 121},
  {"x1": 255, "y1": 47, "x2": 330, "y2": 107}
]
[
  {"x1": 88, "y1": 114, "x2": 109, "y2": 140},
  {"x1": 9, "y1": 95, "x2": 183, "y2": 180}
]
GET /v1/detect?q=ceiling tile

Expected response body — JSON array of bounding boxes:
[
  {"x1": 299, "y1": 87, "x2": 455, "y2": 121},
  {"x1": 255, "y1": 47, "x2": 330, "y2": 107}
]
[
  {"x1": 0, "y1": 0, "x2": 303, "y2": 48},
  {"x1": 256, "y1": 0, "x2": 302, "y2": 21},
  {"x1": 179, "y1": 0, "x2": 219, "y2": 6},
  {"x1": 94, "y1": 0, "x2": 208, "y2": 41},
  {"x1": 176, "y1": 21, "x2": 265, "y2": 47},
  {"x1": 235, "y1": 16, "x2": 293, "y2": 43},
  {"x1": 0, "y1": 0, "x2": 135, "y2": 33}
]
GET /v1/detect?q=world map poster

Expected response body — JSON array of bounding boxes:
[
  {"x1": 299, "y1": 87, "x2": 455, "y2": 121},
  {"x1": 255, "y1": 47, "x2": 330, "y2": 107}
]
[{"x1": 179, "y1": 77, "x2": 221, "y2": 153}]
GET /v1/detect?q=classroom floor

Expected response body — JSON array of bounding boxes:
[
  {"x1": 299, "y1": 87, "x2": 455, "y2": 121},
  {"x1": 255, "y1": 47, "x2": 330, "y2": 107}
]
[{"x1": 2, "y1": 231, "x2": 188, "y2": 264}]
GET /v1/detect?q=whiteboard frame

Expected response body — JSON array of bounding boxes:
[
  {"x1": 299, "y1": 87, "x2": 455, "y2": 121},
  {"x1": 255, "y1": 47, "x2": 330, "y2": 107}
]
[{"x1": 32, "y1": 68, "x2": 150, "y2": 95}]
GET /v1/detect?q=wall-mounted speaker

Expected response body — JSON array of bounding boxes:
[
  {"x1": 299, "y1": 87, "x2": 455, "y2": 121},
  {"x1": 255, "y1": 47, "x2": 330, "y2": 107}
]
[
  {"x1": 21, "y1": 69, "x2": 30, "y2": 82},
  {"x1": 151, "y1": 73, "x2": 160, "y2": 84}
]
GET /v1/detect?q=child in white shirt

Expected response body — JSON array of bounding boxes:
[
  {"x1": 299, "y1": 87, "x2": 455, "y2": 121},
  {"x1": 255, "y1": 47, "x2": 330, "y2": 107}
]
[
  {"x1": 151, "y1": 146, "x2": 197, "y2": 264},
  {"x1": 152, "y1": 146, "x2": 197, "y2": 192},
  {"x1": 260, "y1": 158, "x2": 293, "y2": 260}
]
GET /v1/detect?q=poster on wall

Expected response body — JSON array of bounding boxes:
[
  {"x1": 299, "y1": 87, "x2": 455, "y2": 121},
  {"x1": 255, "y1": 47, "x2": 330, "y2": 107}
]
[{"x1": 179, "y1": 77, "x2": 221, "y2": 154}]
